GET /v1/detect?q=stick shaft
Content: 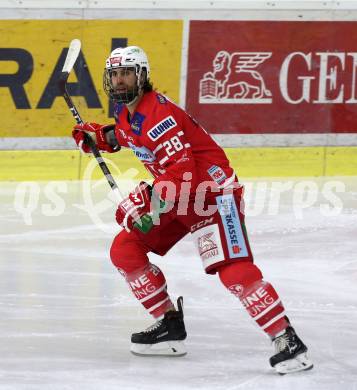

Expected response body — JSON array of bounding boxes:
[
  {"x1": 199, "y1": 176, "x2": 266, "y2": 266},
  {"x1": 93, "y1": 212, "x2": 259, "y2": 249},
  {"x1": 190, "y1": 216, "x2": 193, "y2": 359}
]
[
  {"x1": 59, "y1": 43, "x2": 151, "y2": 233},
  {"x1": 59, "y1": 70, "x2": 119, "y2": 192}
]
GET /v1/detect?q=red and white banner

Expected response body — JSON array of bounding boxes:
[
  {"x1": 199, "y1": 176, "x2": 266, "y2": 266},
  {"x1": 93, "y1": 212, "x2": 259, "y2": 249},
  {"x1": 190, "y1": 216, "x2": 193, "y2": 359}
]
[{"x1": 186, "y1": 21, "x2": 357, "y2": 134}]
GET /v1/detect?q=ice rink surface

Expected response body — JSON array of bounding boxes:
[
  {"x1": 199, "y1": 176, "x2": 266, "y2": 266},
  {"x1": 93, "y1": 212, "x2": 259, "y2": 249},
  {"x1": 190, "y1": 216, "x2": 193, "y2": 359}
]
[{"x1": 1, "y1": 177, "x2": 357, "y2": 390}]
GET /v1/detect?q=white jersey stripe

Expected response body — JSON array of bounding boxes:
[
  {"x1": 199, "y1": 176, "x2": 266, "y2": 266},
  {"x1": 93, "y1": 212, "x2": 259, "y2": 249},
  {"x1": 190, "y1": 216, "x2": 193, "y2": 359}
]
[
  {"x1": 261, "y1": 312, "x2": 287, "y2": 330},
  {"x1": 159, "y1": 156, "x2": 169, "y2": 165},
  {"x1": 139, "y1": 283, "x2": 167, "y2": 304},
  {"x1": 148, "y1": 297, "x2": 170, "y2": 313},
  {"x1": 220, "y1": 173, "x2": 237, "y2": 189},
  {"x1": 153, "y1": 144, "x2": 163, "y2": 155},
  {"x1": 253, "y1": 299, "x2": 282, "y2": 321}
]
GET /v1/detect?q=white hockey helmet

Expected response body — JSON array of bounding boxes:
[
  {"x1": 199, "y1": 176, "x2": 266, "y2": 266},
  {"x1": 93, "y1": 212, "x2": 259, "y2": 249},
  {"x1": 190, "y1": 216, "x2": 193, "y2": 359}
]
[
  {"x1": 103, "y1": 46, "x2": 150, "y2": 104},
  {"x1": 105, "y1": 46, "x2": 150, "y2": 77}
]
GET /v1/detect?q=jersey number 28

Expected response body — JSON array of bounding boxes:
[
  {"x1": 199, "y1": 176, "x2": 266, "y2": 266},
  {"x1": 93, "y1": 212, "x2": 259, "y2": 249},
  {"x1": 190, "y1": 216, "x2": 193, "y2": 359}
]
[{"x1": 162, "y1": 136, "x2": 184, "y2": 156}]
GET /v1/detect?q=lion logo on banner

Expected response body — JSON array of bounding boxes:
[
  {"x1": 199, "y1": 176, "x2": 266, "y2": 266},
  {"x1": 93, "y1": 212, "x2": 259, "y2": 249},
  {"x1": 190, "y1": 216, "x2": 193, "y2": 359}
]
[{"x1": 199, "y1": 51, "x2": 272, "y2": 103}]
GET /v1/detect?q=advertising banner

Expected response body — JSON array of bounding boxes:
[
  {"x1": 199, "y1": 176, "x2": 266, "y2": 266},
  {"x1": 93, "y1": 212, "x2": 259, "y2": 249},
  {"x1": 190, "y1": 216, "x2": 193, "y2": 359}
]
[
  {"x1": 0, "y1": 20, "x2": 182, "y2": 137},
  {"x1": 186, "y1": 21, "x2": 357, "y2": 134}
]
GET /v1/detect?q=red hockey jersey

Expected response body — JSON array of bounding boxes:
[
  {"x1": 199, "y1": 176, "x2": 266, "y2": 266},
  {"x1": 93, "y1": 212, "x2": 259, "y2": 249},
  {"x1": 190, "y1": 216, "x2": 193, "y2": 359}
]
[{"x1": 113, "y1": 91, "x2": 236, "y2": 201}]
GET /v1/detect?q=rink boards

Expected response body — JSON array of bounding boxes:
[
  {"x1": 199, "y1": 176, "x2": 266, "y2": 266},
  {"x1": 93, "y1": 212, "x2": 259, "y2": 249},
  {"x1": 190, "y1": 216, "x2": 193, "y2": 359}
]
[
  {"x1": 1, "y1": 14, "x2": 357, "y2": 179},
  {"x1": 1, "y1": 146, "x2": 356, "y2": 181}
]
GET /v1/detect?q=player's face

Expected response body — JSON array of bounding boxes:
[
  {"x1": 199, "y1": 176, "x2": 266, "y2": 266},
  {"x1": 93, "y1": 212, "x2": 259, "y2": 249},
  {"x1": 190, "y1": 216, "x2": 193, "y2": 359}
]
[{"x1": 110, "y1": 67, "x2": 137, "y2": 93}]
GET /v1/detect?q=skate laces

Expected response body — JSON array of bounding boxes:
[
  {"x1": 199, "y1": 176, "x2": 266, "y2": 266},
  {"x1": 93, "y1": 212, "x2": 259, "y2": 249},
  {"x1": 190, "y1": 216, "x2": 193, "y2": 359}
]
[
  {"x1": 143, "y1": 320, "x2": 162, "y2": 334},
  {"x1": 274, "y1": 333, "x2": 289, "y2": 353},
  {"x1": 274, "y1": 328, "x2": 298, "y2": 353}
]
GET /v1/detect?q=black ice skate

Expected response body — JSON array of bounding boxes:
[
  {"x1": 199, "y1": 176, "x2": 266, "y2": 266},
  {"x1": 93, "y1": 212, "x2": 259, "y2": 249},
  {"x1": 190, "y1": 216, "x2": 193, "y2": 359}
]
[
  {"x1": 270, "y1": 326, "x2": 313, "y2": 374},
  {"x1": 130, "y1": 296, "x2": 187, "y2": 356}
]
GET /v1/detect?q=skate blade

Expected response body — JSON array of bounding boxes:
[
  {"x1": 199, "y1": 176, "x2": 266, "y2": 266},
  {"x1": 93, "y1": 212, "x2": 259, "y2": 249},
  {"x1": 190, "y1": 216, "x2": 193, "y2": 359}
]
[
  {"x1": 130, "y1": 340, "x2": 187, "y2": 357},
  {"x1": 274, "y1": 352, "x2": 314, "y2": 375}
]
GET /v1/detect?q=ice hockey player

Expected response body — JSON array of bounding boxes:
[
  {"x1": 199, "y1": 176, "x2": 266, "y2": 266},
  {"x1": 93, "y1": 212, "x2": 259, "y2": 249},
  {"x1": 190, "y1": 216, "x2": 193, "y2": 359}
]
[{"x1": 72, "y1": 46, "x2": 313, "y2": 374}]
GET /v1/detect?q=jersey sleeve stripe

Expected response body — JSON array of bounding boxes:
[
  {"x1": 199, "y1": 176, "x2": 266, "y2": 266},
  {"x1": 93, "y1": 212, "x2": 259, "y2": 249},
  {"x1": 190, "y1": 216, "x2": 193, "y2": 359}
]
[
  {"x1": 158, "y1": 156, "x2": 169, "y2": 165},
  {"x1": 153, "y1": 144, "x2": 163, "y2": 155},
  {"x1": 220, "y1": 173, "x2": 237, "y2": 189}
]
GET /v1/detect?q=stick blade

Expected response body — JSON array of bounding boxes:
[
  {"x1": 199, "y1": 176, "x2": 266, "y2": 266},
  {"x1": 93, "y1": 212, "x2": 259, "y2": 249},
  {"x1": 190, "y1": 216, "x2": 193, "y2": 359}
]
[{"x1": 62, "y1": 38, "x2": 81, "y2": 73}]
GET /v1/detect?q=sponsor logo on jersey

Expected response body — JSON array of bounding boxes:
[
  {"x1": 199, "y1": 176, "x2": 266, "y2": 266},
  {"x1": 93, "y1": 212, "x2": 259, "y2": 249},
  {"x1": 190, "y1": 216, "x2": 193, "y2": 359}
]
[
  {"x1": 118, "y1": 128, "x2": 127, "y2": 140},
  {"x1": 198, "y1": 232, "x2": 219, "y2": 260},
  {"x1": 207, "y1": 165, "x2": 227, "y2": 185},
  {"x1": 130, "y1": 112, "x2": 146, "y2": 136},
  {"x1": 192, "y1": 223, "x2": 224, "y2": 270},
  {"x1": 216, "y1": 194, "x2": 248, "y2": 259},
  {"x1": 228, "y1": 283, "x2": 244, "y2": 298},
  {"x1": 130, "y1": 273, "x2": 157, "y2": 300},
  {"x1": 113, "y1": 102, "x2": 125, "y2": 124},
  {"x1": 128, "y1": 142, "x2": 156, "y2": 162},
  {"x1": 147, "y1": 116, "x2": 177, "y2": 141},
  {"x1": 190, "y1": 217, "x2": 214, "y2": 232},
  {"x1": 241, "y1": 287, "x2": 276, "y2": 317},
  {"x1": 156, "y1": 94, "x2": 167, "y2": 104}
]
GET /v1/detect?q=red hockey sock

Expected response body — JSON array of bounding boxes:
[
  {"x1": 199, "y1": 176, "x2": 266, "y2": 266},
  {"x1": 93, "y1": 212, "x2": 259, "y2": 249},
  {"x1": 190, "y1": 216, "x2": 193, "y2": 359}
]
[
  {"x1": 218, "y1": 262, "x2": 289, "y2": 337},
  {"x1": 239, "y1": 280, "x2": 289, "y2": 337},
  {"x1": 125, "y1": 263, "x2": 174, "y2": 319}
]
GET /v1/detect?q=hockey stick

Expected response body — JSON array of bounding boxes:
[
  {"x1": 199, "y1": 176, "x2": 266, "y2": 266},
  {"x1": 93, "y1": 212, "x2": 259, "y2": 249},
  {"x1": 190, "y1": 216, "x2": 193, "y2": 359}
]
[
  {"x1": 58, "y1": 39, "x2": 120, "y2": 194},
  {"x1": 58, "y1": 39, "x2": 153, "y2": 233}
]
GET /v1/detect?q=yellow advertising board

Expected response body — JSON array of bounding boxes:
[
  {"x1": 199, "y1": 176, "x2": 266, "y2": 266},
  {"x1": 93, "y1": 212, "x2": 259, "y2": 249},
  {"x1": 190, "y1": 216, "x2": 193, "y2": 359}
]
[{"x1": 0, "y1": 20, "x2": 182, "y2": 137}]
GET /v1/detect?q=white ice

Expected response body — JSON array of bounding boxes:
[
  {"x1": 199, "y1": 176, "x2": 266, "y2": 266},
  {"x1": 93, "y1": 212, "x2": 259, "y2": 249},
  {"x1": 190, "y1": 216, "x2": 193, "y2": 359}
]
[{"x1": 1, "y1": 177, "x2": 357, "y2": 390}]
